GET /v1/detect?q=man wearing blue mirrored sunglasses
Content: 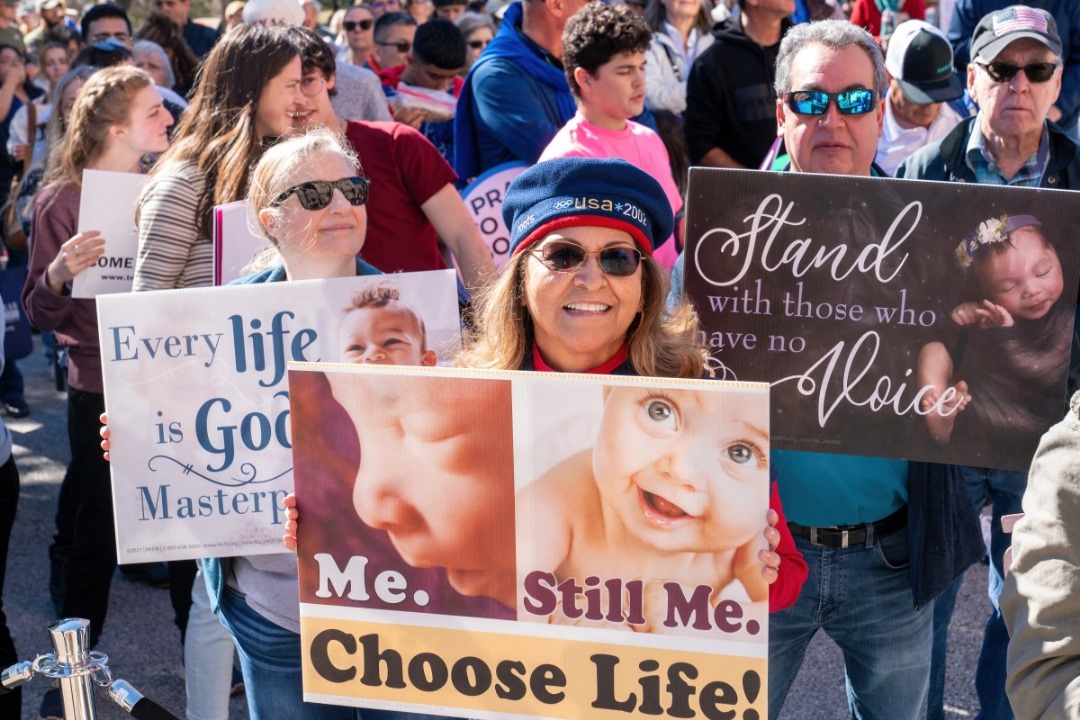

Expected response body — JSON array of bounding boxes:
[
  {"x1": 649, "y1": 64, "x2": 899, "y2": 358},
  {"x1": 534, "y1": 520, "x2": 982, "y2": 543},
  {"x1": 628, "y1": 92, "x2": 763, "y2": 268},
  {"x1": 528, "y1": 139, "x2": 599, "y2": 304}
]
[
  {"x1": 774, "y1": 20, "x2": 886, "y2": 177},
  {"x1": 767, "y1": 19, "x2": 983, "y2": 720}
]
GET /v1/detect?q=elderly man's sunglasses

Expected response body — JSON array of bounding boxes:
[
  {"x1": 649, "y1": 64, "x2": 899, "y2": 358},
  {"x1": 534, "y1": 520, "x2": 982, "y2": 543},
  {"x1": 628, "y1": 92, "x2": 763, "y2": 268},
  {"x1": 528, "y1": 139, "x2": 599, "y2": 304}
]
[
  {"x1": 974, "y1": 60, "x2": 1059, "y2": 83},
  {"x1": 784, "y1": 89, "x2": 877, "y2": 116},
  {"x1": 272, "y1": 177, "x2": 371, "y2": 210},
  {"x1": 343, "y1": 19, "x2": 373, "y2": 31},
  {"x1": 528, "y1": 241, "x2": 643, "y2": 277}
]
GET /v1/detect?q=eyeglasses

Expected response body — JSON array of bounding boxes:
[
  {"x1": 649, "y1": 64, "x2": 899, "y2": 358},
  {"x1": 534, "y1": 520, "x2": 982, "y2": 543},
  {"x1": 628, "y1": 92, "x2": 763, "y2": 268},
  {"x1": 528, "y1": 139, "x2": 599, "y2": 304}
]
[
  {"x1": 371, "y1": 0, "x2": 400, "y2": 9},
  {"x1": 527, "y1": 241, "x2": 643, "y2": 277},
  {"x1": 974, "y1": 60, "x2": 1059, "y2": 84},
  {"x1": 91, "y1": 31, "x2": 131, "y2": 43},
  {"x1": 300, "y1": 75, "x2": 325, "y2": 97},
  {"x1": 272, "y1": 177, "x2": 371, "y2": 210},
  {"x1": 343, "y1": 19, "x2": 373, "y2": 31},
  {"x1": 467, "y1": 39, "x2": 488, "y2": 50},
  {"x1": 784, "y1": 89, "x2": 877, "y2": 116},
  {"x1": 376, "y1": 40, "x2": 412, "y2": 53}
]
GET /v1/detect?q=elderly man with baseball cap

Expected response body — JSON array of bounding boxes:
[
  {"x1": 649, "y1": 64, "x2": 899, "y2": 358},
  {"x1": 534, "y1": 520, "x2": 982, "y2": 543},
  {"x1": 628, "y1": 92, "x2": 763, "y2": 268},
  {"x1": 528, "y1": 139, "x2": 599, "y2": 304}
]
[
  {"x1": 899, "y1": 6, "x2": 1078, "y2": 187},
  {"x1": 899, "y1": 7, "x2": 1080, "y2": 720},
  {"x1": 876, "y1": 19, "x2": 966, "y2": 175}
]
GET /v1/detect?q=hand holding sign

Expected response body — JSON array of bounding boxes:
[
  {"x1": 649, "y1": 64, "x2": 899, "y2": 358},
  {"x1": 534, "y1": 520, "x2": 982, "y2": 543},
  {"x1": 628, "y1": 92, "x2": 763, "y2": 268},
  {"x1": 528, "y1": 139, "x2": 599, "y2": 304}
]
[{"x1": 47, "y1": 230, "x2": 106, "y2": 294}]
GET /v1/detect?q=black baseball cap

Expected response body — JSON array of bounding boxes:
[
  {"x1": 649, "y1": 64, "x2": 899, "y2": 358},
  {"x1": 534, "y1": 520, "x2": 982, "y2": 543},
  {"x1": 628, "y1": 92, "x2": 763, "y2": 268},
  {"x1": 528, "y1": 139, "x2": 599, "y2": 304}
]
[{"x1": 885, "y1": 20, "x2": 963, "y2": 104}]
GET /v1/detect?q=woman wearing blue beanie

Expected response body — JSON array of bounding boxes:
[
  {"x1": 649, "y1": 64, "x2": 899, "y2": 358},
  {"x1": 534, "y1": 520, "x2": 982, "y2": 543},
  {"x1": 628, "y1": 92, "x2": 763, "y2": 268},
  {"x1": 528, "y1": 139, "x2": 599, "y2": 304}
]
[{"x1": 458, "y1": 156, "x2": 705, "y2": 376}]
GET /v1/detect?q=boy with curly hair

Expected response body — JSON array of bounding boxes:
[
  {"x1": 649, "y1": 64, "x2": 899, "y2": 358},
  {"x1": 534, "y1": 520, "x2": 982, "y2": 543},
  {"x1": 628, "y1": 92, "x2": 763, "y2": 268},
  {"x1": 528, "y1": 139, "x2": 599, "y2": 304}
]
[{"x1": 539, "y1": 2, "x2": 683, "y2": 269}]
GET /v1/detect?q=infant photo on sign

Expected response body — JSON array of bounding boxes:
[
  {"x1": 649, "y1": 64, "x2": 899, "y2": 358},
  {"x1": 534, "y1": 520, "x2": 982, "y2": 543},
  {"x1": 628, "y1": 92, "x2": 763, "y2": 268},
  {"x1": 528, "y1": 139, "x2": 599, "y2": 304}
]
[
  {"x1": 292, "y1": 368, "x2": 517, "y2": 621},
  {"x1": 516, "y1": 378, "x2": 770, "y2": 639},
  {"x1": 915, "y1": 213, "x2": 1073, "y2": 467}
]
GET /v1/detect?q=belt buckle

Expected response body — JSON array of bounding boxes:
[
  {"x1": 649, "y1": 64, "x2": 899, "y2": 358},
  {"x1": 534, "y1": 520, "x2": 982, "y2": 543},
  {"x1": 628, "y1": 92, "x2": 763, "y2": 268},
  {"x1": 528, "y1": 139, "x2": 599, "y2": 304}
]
[{"x1": 809, "y1": 527, "x2": 849, "y2": 548}]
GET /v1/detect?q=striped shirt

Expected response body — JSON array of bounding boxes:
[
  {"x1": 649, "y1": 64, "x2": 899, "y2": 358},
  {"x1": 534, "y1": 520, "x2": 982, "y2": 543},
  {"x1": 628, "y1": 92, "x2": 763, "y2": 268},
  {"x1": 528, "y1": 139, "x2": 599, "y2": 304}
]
[{"x1": 133, "y1": 161, "x2": 214, "y2": 291}]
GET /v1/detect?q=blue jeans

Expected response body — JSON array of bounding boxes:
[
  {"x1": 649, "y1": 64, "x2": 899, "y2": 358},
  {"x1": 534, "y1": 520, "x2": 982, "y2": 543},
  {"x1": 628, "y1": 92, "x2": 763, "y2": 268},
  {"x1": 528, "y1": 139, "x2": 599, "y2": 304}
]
[
  {"x1": 769, "y1": 527, "x2": 932, "y2": 720},
  {"x1": 928, "y1": 468, "x2": 1024, "y2": 720},
  {"x1": 218, "y1": 588, "x2": 457, "y2": 720}
]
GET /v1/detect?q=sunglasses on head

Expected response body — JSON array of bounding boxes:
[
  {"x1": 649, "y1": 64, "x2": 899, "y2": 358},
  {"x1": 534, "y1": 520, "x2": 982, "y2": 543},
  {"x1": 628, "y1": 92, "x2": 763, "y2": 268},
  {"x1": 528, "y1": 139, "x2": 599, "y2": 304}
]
[
  {"x1": 975, "y1": 60, "x2": 1059, "y2": 83},
  {"x1": 343, "y1": 18, "x2": 374, "y2": 31},
  {"x1": 376, "y1": 39, "x2": 412, "y2": 53},
  {"x1": 272, "y1": 177, "x2": 371, "y2": 210},
  {"x1": 784, "y1": 89, "x2": 877, "y2": 116},
  {"x1": 528, "y1": 240, "x2": 643, "y2": 277},
  {"x1": 467, "y1": 39, "x2": 488, "y2": 49}
]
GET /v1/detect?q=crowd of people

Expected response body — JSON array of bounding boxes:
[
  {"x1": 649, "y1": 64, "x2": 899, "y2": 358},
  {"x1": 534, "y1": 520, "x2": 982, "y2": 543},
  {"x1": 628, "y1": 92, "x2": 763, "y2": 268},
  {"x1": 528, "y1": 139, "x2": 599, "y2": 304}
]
[{"x1": 0, "y1": 0, "x2": 1074, "y2": 718}]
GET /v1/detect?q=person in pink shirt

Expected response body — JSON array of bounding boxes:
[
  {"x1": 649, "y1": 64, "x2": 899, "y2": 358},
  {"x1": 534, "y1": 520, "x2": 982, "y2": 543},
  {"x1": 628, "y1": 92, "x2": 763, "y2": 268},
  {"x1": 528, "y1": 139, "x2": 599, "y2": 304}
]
[{"x1": 538, "y1": 2, "x2": 683, "y2": 270}]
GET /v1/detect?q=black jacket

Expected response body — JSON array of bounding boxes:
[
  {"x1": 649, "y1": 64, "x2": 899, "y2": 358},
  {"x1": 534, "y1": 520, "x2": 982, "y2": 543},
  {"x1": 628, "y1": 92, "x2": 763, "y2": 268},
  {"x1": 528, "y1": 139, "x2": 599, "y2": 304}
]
[
  {"x1": 684, "y1": 16, "x2": 793, "y2": 168},
  {"x1": 896, "y1": 116, "x2": 1080, "y2": 190}
]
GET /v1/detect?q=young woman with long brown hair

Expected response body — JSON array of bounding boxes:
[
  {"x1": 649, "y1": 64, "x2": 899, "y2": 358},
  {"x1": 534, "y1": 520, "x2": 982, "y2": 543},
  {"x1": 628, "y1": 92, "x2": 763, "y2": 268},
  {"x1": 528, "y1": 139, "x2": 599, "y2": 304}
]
[{"x1": 133, "y1": 23, "x2": 303, "y2": 292}]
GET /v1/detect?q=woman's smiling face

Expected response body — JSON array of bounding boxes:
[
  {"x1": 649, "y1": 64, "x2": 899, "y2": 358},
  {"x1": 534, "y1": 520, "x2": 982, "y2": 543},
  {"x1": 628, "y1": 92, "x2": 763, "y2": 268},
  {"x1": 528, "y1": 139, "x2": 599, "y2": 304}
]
[{"x1": 522, "y1": 226, "x2": 644, "y2": 372}]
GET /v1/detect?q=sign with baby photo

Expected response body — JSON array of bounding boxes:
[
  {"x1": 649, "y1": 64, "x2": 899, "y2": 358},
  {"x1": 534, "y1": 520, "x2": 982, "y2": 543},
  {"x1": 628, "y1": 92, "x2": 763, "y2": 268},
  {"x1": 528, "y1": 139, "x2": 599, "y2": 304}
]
[
  {"x1": 96, "y1": 270, "x2": 461, "y2": 563},
  {"x1": 291, "y1": 364, "x2": 770, "y2": 719},
  {"x1": 683, "y1": 168, "x2": 1080, "y2": 471}
]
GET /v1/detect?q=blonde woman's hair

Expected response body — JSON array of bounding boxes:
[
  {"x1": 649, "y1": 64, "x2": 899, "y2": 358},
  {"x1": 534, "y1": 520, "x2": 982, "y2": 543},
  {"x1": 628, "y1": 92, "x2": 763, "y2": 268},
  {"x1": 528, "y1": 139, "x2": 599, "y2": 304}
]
[
  {"x1": 457, "y1": 252, "x2": 710, "y2": 378},
  {"x1": 42, "y1": 65, "x2": 153, "y2": 191},
  {"x1": 245, "y1": 127, "x2": 360, "y2": 269}
]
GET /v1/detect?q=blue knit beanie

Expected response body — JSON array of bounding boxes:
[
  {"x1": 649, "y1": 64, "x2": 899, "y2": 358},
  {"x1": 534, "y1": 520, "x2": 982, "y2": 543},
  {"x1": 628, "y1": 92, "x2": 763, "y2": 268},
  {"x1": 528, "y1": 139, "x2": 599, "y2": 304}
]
[{"x1": 502, "y1": 157, "x2": 674, "y2": 256}]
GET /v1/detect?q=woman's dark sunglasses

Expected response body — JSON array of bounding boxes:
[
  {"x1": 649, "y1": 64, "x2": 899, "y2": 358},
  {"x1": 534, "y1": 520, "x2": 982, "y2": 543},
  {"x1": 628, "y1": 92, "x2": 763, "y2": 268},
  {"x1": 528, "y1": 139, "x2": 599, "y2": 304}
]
[
  {"x1": 467, "y1": 39, "x2": 488, "y2": 49},
  {"x1": 784, "y1": 89, "x2": 876, "y2": 116},
  {"x1": 528, "y1": 241, "x2": 643, "y2": 277},
  {"x1": 343, "y1": 19, "x2": 374, "y2": 31},
  {"x1": 975, "y1": 60, "x2": 1059, "y2": 83},
  {"x1": 272, "y1": 177, "x2": 371, "y2": 210}
]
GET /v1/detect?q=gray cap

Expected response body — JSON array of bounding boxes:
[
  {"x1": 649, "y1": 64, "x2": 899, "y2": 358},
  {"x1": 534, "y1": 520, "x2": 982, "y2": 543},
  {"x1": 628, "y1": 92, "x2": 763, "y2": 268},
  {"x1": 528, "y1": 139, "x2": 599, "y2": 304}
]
[{"x1": 971, "y1": 6, "x2": 1062, "y2": 63}]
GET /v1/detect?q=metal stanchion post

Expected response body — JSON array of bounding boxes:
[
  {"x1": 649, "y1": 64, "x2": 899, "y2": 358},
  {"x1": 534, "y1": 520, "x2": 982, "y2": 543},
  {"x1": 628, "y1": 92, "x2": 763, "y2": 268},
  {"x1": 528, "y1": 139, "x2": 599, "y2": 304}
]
[
  {"x1": 1, "y1": 616, "x2": 181, "y2": 720},
  {"x1": 39, "y1": 618, "x2": 100, "y2": 720}
]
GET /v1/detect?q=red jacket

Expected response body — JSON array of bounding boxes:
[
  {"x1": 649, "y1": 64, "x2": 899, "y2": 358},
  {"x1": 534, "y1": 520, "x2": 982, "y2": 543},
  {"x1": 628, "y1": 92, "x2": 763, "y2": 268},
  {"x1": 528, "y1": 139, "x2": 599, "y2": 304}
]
[
  {"x1": 770, "y1": 480, "x2": 808, "y2": 612},
  {"x1": 850, "y1": 0, "x2": 926, "y2": 37}
]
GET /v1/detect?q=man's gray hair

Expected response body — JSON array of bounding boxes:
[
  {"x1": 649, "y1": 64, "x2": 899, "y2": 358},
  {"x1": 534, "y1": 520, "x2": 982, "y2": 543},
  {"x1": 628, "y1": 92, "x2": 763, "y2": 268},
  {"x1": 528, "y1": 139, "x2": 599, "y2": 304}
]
[{"x1": 774, "y1": 20, "x2": 888, "y2": 98}]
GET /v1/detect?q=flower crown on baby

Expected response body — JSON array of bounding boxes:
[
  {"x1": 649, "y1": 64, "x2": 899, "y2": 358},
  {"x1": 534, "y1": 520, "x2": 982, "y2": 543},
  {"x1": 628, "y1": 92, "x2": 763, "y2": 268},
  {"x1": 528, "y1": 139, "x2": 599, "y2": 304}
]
[{"x1": 954, "y1": 214, "x2": 1042, "y2": 270}]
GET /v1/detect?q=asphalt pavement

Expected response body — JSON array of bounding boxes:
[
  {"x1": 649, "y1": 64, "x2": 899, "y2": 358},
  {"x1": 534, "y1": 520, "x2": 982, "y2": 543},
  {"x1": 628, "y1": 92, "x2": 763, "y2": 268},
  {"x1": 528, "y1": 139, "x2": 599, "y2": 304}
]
[{"x1": 4, "y1": 346, "x2": 991, "y2": 719}]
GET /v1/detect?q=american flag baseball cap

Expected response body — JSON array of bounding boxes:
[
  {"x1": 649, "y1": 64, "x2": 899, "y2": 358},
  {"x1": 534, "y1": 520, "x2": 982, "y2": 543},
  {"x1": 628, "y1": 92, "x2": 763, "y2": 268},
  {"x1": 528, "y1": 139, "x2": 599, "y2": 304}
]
[{"x1": 971, "y1": 6, "x2": 1062, "y2": 62}]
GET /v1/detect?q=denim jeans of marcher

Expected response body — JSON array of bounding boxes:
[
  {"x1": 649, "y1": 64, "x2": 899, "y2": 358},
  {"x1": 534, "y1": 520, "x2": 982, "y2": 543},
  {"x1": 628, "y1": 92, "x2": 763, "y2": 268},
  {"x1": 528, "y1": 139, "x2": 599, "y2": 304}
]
[
  {"x1": 928, "y1": 467, "x2": 1024, "y2": 720},
  {"x1": 218, "y1": 587, "x2": 460, "y2": 720},
  {"x1": 769, "y1": 527, "x2": 933, "y2": 720}
]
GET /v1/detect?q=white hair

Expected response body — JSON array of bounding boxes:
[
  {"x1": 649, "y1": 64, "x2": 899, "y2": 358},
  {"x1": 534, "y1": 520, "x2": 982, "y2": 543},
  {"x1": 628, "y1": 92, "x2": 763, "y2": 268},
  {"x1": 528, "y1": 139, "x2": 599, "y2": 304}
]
[{"x1": 132, "y1": 40, "x2": 176, "y2": 89}]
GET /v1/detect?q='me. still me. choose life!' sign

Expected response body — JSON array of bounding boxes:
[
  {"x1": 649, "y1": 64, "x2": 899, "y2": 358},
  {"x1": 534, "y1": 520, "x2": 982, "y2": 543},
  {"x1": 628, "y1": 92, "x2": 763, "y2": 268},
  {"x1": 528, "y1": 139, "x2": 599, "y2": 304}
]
[
  {"x1": 291, "y1": 364, "x2": 770, "y2": 720},
  {"x1": 684, "y1": 168, "x2": 1080, "y2": 471},
  {"x1": 97, "y1": 271, "x2": 461, "y2": 563}
]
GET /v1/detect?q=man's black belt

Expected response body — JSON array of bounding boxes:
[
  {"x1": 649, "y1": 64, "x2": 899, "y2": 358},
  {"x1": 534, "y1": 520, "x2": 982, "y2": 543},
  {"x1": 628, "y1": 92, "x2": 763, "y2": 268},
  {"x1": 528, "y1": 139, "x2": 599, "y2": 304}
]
[{"x1": 787, "y1": 505, "x2": 907, "y2": 549}]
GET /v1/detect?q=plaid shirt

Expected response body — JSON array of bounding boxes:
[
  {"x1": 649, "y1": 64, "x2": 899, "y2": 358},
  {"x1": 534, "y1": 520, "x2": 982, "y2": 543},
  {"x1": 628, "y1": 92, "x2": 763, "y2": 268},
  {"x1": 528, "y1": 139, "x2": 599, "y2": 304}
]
[{"x1": 965, "y1": 115, "x2": 1050, "y2": 187}]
